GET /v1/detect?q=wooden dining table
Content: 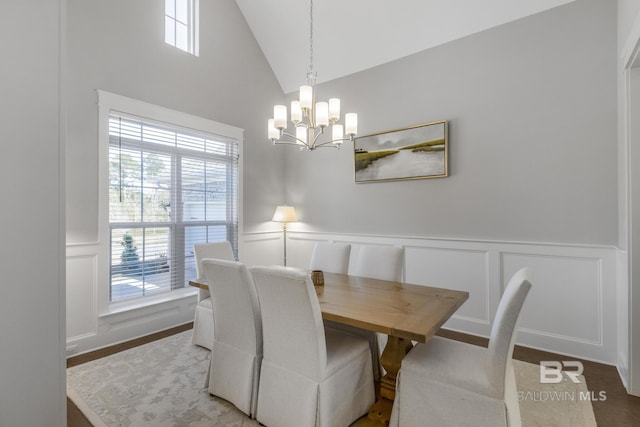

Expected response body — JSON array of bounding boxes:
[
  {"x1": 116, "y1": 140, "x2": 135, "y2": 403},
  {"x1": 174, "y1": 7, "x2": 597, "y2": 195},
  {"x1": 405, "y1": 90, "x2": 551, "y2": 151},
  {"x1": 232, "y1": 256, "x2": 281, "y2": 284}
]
[{"x1": 190, "y1": 271, "x2": 469, "y2": 426}]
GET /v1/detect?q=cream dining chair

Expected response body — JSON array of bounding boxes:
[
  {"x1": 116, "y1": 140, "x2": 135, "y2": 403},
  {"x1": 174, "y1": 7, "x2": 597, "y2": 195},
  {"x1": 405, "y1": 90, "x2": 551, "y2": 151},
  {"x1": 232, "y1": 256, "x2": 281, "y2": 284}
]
[
  {"x1": 250, "y1": 266, "x2": 375, "y2": 427},
  {"x1": 191, "y1": 241, "x2": 235, "y2": 349},
  {"x1": 348, "y1": 244, "x2": 405, "y2": 379},
  {"x1": 389, "y1": 267, "x2": 533, "y2": 427},
  {"x1": 202, "y1": 259, "x2": 262, "y2": 418},
  {"x1": 310, "y1": 241, "x2": 380, "y2": 380},
  {"x1": 349, "y1": 244, "x2": 404, "y2": 282},
  {"x1": 309, "y1": 241, "x2": 351, "y2": 274}
]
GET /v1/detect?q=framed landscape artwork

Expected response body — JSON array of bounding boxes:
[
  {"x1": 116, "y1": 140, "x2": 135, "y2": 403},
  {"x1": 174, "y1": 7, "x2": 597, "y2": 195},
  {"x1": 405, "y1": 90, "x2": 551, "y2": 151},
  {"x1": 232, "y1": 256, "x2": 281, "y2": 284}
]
[{"x1": 354, "y1": 120, "x2": 448, "y2": 183}]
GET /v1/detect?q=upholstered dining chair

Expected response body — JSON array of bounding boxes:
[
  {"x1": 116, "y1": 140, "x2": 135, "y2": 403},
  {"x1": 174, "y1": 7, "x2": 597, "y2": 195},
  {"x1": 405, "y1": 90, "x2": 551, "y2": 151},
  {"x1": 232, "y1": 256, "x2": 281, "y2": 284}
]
[
  {"x1": 349, "y1": 244, "x2": 404, "y2": 282},
  {"x1": 309, "y1": 241, "x2": 351, "y2": 274},
  {"x1": 202, "y1": 259, "x2": 262, "y2": 418},
  {"x1": 348, "y1": 244, "x2": 405, "y2": 378},
  {"x1": 192, "y1": 241, "x2": 235, "y2": 349},
  {"x1": 250, "y1": 266, "x2": 375, "y2": 427},
  {"x1": 389, "y1": 267, "x2": 533, "y2": 427}
]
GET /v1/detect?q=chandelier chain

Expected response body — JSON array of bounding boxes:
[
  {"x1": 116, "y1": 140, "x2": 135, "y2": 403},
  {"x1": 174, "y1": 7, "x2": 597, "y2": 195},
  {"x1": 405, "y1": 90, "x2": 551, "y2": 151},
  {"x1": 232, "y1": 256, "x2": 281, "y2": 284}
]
[{"x1": 308, "y1": 0, "x2": 315, "y2": 83}]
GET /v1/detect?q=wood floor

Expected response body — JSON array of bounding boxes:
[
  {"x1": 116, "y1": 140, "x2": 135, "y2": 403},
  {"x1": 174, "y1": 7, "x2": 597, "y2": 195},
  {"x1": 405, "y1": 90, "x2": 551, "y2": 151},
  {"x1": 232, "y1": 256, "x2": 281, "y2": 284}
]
[{"x1": 67, "y1": 324, "x2": 640, "y2": 426}]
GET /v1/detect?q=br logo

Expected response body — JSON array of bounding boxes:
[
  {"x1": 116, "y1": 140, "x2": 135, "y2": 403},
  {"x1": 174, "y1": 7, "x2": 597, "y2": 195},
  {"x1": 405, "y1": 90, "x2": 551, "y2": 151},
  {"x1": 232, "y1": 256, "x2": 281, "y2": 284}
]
[{"x1": 539, "y1": 361, "x2": 584, "y2": 384}]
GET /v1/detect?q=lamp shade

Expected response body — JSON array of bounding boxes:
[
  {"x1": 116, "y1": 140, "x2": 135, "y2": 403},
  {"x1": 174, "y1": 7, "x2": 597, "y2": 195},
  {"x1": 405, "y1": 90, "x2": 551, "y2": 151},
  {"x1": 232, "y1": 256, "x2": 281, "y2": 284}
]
[{"x1": 272, "y1": 205, "x2": 298, "y2": 223}]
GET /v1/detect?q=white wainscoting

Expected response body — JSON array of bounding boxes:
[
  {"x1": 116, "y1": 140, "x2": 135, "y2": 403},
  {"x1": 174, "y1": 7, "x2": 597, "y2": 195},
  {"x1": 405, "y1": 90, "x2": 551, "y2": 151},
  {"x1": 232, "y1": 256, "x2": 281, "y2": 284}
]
[
  {"x1": 67, "y1": 231, "x2": 618, "y2": 364},
  {"x1": 66, "y1": 242, "x2": 197, "y2": 356},
  {"x1": 66, "y1": 250, "x2": 98, "y2": 341},
  {"x1": 242, "y1": 230, "x2": 618, "y2": 365}
]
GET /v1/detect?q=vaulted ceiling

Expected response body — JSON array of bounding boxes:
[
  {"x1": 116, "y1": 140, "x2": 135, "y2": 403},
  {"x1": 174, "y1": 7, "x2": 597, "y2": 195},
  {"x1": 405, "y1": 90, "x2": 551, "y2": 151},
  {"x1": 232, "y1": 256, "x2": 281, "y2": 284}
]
[{"x1": 234, "y1": 0, "x2": 575, "y2": 94}]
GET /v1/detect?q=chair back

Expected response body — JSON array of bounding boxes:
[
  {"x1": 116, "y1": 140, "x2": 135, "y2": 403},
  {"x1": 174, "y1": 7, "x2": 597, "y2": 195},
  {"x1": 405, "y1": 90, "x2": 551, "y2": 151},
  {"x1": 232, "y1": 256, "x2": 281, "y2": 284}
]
[
  {"x1": 250, "y1": 266, "x2": 327, "y2": 380},
  {"x1": 350, "y1": 245, "x2": 404, "y2": 282},
  {"x1": 309, "y1": 242, "x2": 351, "y2": 274},
  {"x1": 486, "y1": 267, "x2": 532, "y2": 397},
  {"x1": 194, "y1": 241, "x2": 235, "y2": 279},
  {"x1": 202, "y1": 259, "x2": 262, "y2": 356},
  {"x1": 194, "y1": 241, "x2": 235, "y2": 301}
]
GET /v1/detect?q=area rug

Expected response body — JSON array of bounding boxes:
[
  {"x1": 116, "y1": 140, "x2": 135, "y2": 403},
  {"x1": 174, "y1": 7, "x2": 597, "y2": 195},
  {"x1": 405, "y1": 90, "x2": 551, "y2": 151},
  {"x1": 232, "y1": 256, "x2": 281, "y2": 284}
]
[
  {"x1": 67, "y1": 331, "x2": 597, "y2": 427},
  {"x1": 513, "y1": 359, "x2": 597, "y2": 427}
]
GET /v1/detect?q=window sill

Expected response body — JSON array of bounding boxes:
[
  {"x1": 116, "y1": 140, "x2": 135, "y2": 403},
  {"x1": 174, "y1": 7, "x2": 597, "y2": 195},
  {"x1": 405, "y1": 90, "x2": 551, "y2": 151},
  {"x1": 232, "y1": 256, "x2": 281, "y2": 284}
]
[{"x1": 99, "y1": 287, "x2": 198, "y2": 318}]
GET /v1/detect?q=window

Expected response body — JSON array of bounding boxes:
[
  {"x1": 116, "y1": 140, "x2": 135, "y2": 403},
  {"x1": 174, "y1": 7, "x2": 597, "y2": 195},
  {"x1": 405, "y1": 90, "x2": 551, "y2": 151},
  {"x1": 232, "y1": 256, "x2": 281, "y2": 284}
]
[
  {"x1": 107, "y1": 110, "x2": 238, "y2": 302},
  {"x1": 165, "y1": 0, "x2": 199, "y2": 56}
]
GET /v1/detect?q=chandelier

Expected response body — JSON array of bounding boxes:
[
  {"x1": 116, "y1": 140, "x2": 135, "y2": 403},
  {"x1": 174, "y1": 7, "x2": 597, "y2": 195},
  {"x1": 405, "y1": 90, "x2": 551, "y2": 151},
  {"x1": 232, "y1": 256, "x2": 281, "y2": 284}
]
[{"x1": 267, "y1": 0, "x2": 358, "y2": 150}]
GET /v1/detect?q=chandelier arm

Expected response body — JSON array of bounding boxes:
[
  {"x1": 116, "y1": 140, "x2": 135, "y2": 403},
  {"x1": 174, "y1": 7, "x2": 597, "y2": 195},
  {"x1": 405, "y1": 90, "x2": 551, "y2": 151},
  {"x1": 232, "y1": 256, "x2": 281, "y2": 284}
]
[
  {"x1": 273, "y1": 132, "x2": 352, "y2": 151},
  {"x1": 312, "y1": 144, "x2": 340, "y2": 150},
  {"x1": 273, "y1": 140, "x2": 310, "y2": 148},
  {"x1": 313, "y1": 126, "x2": 356, "y2": 148},
  {"x1": 311, "y1": 126, "x2": 326, "y2": 146},
  {"x1": 274, "y1": 141, "x2": 307, "y2": 147},
  {"x1": 279, "y1": 131, "x2": 312, "y2": 148},
  {"x1": 313, "y1": 137, "x2": 351, "y2": 148},
  {"x1": 313, "y1": 139, "x2": 341, "y2": 149}
]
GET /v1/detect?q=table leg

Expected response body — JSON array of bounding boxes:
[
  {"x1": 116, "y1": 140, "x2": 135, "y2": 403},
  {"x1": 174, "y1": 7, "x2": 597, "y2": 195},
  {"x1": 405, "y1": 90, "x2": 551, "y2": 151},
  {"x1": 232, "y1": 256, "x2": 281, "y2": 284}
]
[{"x1": 360, "y1": 335, "x2": 414, "y2": 426}]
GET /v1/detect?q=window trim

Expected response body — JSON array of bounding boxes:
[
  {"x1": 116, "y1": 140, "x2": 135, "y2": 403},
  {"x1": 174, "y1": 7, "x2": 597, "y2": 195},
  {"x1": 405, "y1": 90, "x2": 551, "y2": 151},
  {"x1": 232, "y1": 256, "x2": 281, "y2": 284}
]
[{"x1": 97, "y1": 90, "x2": 243, "y2": 315}]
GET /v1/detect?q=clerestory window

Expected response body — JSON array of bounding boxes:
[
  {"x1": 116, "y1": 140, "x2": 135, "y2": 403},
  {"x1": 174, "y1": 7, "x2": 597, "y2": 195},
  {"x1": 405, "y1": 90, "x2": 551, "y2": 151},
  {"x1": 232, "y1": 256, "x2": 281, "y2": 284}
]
[{"x1": 165, "y1": 0, "x2": 199, "y2": 56}]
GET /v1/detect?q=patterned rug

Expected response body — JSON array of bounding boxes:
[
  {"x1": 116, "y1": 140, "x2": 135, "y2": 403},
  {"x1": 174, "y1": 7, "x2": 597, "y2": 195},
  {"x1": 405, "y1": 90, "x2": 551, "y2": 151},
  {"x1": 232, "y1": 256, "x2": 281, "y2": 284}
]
[{"x1": 67, "y1": 331, "x2": 596, "y2": 427}]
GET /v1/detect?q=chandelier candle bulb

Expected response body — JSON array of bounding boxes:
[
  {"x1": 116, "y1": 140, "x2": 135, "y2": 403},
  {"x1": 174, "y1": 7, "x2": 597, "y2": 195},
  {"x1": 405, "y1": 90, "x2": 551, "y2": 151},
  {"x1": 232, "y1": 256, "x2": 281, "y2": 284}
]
[
  {"x1": 345, "y1": 113, "x2": 358, "y2": 135},
  {"x1": 274, "y1": 105, "x2": 287, "y2": 129},
  {"x1": 332, "y1": 124, "x2": 343, "y2": 143},
  {"x1": 300, "y1": 85, "x2": 313, "y2": 109},
  {"x1": 316, "y1": 102, "x2": 329, "y2": 127},
  {"x1": 296, "y1": 126, "x2": 307, "y2": 145},
  {"x1": 291, "y1": 101, "x2": 302, "y2": 123},
  {"x1": 329, "y1": 98, "x2": 340, "y2": 121},
  {"x1": 268, "y1": 119, "x2": 280, "y2": 140}
]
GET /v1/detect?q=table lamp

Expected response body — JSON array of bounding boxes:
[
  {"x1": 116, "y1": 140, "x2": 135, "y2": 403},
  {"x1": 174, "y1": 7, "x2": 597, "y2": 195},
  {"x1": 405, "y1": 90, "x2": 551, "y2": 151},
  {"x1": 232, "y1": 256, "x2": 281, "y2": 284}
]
[{"x1": 272, "y1": 205, "x2": 298, "y2": 266}]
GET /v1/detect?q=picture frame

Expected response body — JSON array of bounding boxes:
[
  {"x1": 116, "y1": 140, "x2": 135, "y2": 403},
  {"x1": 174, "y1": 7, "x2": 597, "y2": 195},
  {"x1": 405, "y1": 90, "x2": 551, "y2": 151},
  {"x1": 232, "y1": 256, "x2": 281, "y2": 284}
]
[{"x1": 354, "y1": 120, "x2": 448, "y2": 183}]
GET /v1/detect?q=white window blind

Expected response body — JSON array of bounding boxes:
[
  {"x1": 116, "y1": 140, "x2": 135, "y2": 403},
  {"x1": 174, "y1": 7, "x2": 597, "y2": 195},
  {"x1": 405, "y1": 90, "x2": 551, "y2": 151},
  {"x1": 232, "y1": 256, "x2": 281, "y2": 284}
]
[{"x1": 108, "y1": 112, "x2": 238, "y2": 302}]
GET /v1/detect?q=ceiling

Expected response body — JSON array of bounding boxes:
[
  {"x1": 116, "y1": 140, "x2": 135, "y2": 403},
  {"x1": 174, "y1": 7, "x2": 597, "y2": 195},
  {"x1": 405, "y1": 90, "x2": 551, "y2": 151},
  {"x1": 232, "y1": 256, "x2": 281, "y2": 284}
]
[{"x1": 234, "y1": 0, "x2": 575, "y2": 94}]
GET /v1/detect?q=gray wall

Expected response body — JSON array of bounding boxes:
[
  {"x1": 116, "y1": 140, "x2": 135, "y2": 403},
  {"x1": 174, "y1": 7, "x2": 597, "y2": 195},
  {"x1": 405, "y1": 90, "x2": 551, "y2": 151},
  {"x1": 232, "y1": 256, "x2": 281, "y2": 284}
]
[
  {"x1": 0, "y1": 1, "x2": 66, "y2": 425},
  {"x1": 284, "y1": 0, "x2": 617, "y2": 246},
  {"x1": 66, "y1": 0, "x2": 285, "y2": 244}
]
